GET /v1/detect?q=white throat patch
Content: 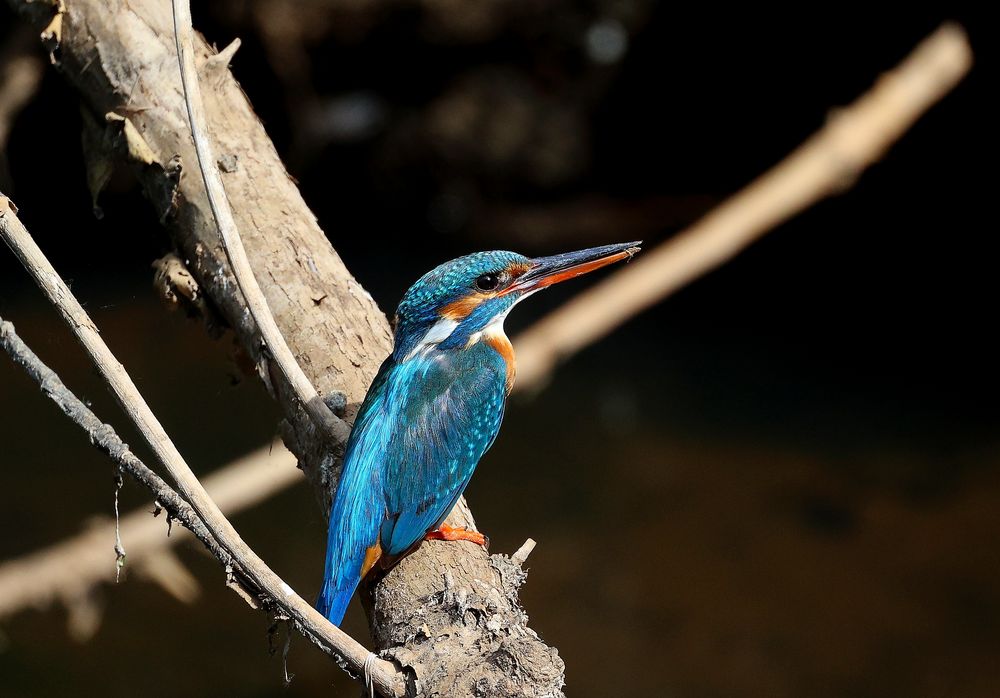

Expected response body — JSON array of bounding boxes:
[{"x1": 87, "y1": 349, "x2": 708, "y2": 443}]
[
  {"x1": 402, "y1": 317, "x2": 458, "y2": 361},
  {"x1": 401, "y1": 289, "x2": 539, "y2": 360}
]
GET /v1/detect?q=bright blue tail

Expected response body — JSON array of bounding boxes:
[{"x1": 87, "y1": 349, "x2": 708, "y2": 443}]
[
  {"x1": 316, "y1": 576, "x2": 358, "y2": 626},
  {"x1": 316, "y1": 357, "x2": 393, "y2": 626},
  {"x1": 317, "y1": 468, "x2": 384, "y2": 626}
]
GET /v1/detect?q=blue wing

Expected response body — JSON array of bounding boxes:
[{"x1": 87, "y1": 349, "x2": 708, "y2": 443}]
[
  {"x1": 317, "y1": 344, "x2": 508, "y2": 625},
  {"x1": 379, "y1": 343, "x2": 508, "y2": 556},
  {"x1": 317, "y1": 358, "x2": 394, "y2": 624}
]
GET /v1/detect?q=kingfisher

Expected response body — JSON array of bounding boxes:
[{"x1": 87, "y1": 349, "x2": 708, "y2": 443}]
[{"x1": 318, "y1": 241, "x2": 641, "y2": 625}]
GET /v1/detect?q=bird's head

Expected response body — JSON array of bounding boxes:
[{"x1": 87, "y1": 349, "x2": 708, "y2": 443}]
[{"x1": 392, "y1": 241, "x2": 641, "y2": 361}]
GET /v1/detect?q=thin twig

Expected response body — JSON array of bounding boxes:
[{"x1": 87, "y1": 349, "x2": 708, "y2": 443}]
[
  {"x1": 0, "y1": 316, "x2": 239, "y2": 581},
  {"x1": 0, "y1": 440, "x2": 300, "y2": 623},
  {"x1": 169, "y1": 0, "x2": 350, "y2": 446},
  {"x1": 0, "y1": 197, "x2": 407, "y2": 697},
  {"x1": 513, "y1": 23, "x2": 973, "y2": 390},
  {"x1": 113, "y1": 466, "x2": 125, "y2": 582}
]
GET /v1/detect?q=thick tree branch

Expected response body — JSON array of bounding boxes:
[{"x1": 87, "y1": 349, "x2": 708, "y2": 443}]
[{"x1": 0, "y1": 197, "x2": 407, "y2": 697}]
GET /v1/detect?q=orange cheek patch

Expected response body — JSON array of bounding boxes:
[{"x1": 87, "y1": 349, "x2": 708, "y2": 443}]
[{"x1": 440, "y1": 294, "x2": 486, "y2": 320}]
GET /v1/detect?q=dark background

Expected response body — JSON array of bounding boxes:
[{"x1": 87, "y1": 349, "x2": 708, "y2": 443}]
[{"x1": 0, "y1": 3, "x2": 995, "y2": 696}]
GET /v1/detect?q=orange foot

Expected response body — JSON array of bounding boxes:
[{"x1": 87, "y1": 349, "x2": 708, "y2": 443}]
[{"x1": 425, "y1": 523, "x2": 489, "y2": 548}]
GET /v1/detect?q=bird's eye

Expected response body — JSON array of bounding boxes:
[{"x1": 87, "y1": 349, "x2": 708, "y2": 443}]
[{"x1": 475, "y1": 273, "x2": 500, "y2": 291}]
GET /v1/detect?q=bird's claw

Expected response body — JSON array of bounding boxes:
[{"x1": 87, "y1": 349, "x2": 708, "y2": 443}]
[{"x1": 425, "y1": 523, "x2": 489, "y2": 549}]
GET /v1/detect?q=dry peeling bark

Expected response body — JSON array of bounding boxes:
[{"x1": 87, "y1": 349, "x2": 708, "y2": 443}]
[
  {"x1": 371, "y1": 539, "x2": 565, "y2": 697},
  {"x1": 8, "y1": 0, "x2": 564, "y2": 694}
]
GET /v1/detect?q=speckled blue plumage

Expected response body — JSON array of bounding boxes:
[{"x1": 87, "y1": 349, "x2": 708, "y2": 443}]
[{"x1": 317, "y1": 343, "x2": 507, "y2": 624}]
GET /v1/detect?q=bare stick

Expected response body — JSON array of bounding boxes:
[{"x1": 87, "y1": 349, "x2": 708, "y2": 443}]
[
  {"x1": 0, "y1": 198, "x2": 406, "y2": 697},
  {"x1": 0, "y1": 315, "x2": 235, "y2": 574},
  {"x1": 169, "y1": 0, "x2": 349, "y2": 446},
  {"x1": 513, "y1": 23, "x2": 973, "y2": 390},
  {"x1": 511, "y1": 539, "x2": 537, "y2": 567},
  {"x1": 0, "y1": 441, "x2": 299, "y2": 623}
]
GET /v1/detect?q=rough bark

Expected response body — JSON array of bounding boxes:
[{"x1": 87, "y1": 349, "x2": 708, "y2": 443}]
[{"x1": 8, "y1": 1, "x2": 564, "y2": 694}]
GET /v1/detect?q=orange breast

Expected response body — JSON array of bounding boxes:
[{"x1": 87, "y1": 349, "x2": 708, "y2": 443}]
[{"x1": 485, "y1": 332, "x2": 516, "y2": 393}]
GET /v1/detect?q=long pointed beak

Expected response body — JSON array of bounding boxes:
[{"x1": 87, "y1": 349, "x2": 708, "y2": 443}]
[{"x1": 501, "y1": 241, "x2": 642, "y2": 295}]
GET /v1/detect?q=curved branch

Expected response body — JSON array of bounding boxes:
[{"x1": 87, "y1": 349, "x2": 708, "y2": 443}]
[{"x1": 169, "y1": 0, "x2": 349, "y2": 446}]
